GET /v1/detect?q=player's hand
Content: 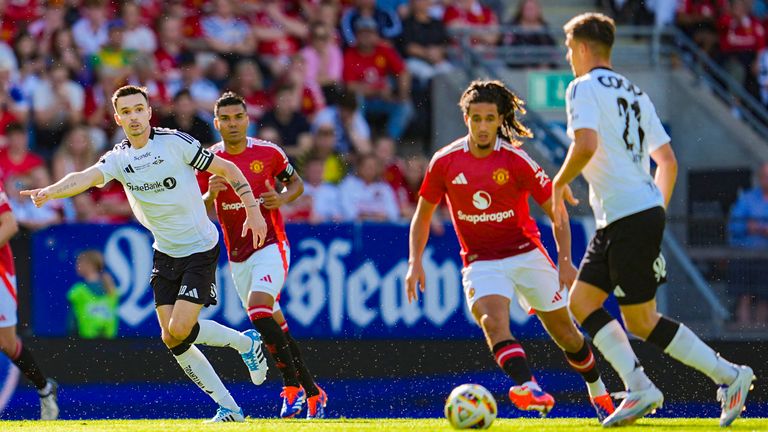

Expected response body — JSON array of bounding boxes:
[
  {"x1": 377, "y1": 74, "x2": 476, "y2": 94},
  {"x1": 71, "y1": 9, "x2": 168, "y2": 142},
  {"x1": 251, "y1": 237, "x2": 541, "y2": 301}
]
[
  {"x1": 243, "y1": 206, "x2": 267, "y2": 249},
  {"x1": 207, "y1": 175, "x2": 228, "y2": 200},
  {"x1": 20, "y1": 187, "x2": 51, "y2": 208},
  {"x1": 260, "y1": 180, "x2": 283, "y2": 209},
  {"x1": 558, "y1": 259, "x2": 578, "y2": 290},
  {"x1": 552, "y1": 184, "x2": 579, "y2": 228},
  {"x1": 405, "y1": 261, "x2": 426, "y2": 303}
]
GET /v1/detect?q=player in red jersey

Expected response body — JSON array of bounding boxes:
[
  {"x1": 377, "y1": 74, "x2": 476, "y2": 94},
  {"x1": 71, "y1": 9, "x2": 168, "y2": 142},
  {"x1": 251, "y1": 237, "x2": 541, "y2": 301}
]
[
  {"x1": 0, "y1": 184, "x2": 58, "y2": 419},
  {"x1": 197, "y1": 92, "x2": 327, "y2": 419},
  {"x1": 405, "y1": 80, "x2": 614, "y2": 420}
]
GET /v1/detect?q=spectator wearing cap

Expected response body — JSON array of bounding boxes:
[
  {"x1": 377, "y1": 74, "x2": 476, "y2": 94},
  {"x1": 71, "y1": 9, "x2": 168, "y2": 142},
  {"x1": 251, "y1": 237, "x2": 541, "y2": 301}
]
[
  {"x1": 343, "y1": 17, "x2": 414, "y2": 140},
  {"x1": 72, "y1": 0, "x2": 109, "y2": 56},
  {"x1": 341, "y1": 0, "x2": 403, "y2": 46},
  {"x1": 121, "y1": 2, "x2": 157, "y2": 54},
  {"x1": 313, "y1": 90, "x2": 372, "y2": 155}
]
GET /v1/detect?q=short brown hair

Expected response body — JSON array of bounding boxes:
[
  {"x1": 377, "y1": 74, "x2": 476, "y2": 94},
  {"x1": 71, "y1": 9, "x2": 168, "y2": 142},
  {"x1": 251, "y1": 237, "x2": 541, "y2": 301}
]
[
  {"x1": 214, "y1": 91, "x2": 247, "y2": 117},
  {"x1": 563, "y1": 12, "x2": 615, "y2": 56},
  {"x1": 111, "y1": 85, "x2": 149, "y2": 111}
]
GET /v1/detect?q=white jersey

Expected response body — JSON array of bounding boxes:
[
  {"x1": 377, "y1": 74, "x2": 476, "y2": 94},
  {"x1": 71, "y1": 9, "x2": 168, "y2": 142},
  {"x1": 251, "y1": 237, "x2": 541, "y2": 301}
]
[
  {"x1": 96, "y1": 128, "x2": 218, "y2": 257},
  {"x1": 566, "y1": 67, "x2": 670, "y2": 228}
]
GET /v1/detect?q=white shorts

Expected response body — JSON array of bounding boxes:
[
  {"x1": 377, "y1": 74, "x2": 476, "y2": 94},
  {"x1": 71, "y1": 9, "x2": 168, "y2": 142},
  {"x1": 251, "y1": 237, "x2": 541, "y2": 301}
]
[
  {"x1": 461, "y1": 248, "x2": 567, "y2": 313},
  {"x1": 0, "y1": 274, "x2": 18, "y2": 328},
  {"x1": 230, "y1": 243, "x2": 289, "y2": 312}
]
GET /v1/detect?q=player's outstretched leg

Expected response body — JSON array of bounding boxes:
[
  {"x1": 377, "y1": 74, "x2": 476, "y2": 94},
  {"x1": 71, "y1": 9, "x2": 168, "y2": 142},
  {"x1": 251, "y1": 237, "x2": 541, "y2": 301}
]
[
  {"x1": 536, "y1": 306, "x2": 615, "y2": 422},
  {"x1": 282, "y1": 321, "x2": 327, "y2": 419},
  {"x1": 635, "y1": 314, "x2": 754, "y2": 427},
  {"x1": 170, "y1": 342, "x2": 245, "y2": 422},
  {"x1": 579, "y1": 307, "x2": 663, "y2": 427},
  {"x1": 1, "y1": 334, "x2": 59, "y2": 420},
  {"x1": 185, "y1": 320, "x2": 268, "y2": 385},
  {"x1": 474, "y1": 297, "x2": 554, "y2": 416},
  {"x1": 248, "y1": 306, "x2": 305, "y2": 418}
]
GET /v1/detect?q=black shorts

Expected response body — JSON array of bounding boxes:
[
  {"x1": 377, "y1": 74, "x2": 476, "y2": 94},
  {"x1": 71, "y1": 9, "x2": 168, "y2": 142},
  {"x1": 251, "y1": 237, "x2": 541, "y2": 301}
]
[
  {"x1": 578, "y1": 206, "x2": 667, "y2": 305},
  {"x1": 150, "y1": 244, "x2": 220, "y2": 307}
]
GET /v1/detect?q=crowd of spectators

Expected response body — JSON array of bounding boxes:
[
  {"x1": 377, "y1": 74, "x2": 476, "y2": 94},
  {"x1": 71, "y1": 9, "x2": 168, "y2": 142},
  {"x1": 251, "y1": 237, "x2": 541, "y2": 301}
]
[{"x1": 0, "y1": 0, "x2": 563, "y2": 229}]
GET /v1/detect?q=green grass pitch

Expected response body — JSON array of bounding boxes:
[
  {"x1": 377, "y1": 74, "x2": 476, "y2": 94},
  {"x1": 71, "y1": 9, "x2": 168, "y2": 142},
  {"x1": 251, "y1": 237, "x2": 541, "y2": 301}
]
[{"x1": 1, "y1": 418, "x2": 768, "y2": 432}]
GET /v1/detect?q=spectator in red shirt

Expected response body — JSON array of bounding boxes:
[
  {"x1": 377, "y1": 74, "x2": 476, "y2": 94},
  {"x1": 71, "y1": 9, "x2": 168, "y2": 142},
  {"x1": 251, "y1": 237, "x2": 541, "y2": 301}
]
[
  {"x1": 443, "y1": 0, "x2": 500, "y2": 46},
  {"x1": 676, "y1": 0, "x2": 726, "y2": 57},
  {"x1": 717, "y1": 0, "x2": 765, "y2": 91},
  {"x1": 343, "y1": 17, "x2": 413, "y2": 140},
  {"x1": 248, "y1": 0, "x2": 308, "y2": 79},
  {"x1": 154, "y1": 16, "x2": 187, "y2": 87},
  {"x1": 0, "y1": 122, "x2": 49, "y2": 189}
]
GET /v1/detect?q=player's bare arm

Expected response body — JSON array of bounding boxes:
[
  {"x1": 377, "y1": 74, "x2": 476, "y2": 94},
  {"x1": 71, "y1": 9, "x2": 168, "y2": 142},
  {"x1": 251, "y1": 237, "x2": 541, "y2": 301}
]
[
  {"x1": 405, "y1": 197, "x2": 438, "y2": 303},
  {"x1": 0, "y1": 211, "x2": 18, "y2": 248},
  {"x1": 202, "y1": 175, "x2": 229, "y2": 212},
  {"x1": 552, "y1": 128, "x2": 596, "y2": 226},
  {"x1": 540, "y1": 196, "x2": 578, "y2": 289},
  {"x1": 206, "y1": 155, "x2": 268, "y2": 248},
  {"x1": 650, "y1": 143, "x2": 677, "y2": 208},
  {"x1": 260, "y1": 171, "x2": 304, "y2": 210},
  {"x1": 20, "y1": 165, "x2": 105, "y2": 208}
]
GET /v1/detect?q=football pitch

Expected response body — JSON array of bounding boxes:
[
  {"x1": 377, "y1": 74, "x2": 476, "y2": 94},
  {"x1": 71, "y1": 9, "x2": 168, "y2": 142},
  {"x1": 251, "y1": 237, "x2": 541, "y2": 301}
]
[{"x1": 2, "y1": 418, "x2": 768, "y2": 432}]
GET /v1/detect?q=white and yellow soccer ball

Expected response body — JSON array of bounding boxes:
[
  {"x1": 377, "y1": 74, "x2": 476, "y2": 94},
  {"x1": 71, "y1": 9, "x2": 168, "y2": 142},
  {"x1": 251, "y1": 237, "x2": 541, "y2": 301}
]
[{"x1": 444, "y1": 384, "x2": 498, "y2": 429}]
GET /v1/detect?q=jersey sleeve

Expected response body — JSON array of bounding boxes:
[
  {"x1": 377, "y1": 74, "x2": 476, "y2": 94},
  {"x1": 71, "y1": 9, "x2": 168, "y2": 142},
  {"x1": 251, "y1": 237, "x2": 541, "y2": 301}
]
[
  {"x1": 642, "y1": 95, "x2": 671, "y2": 153},
  {"x1": 271, "y1": 146, "x2": 294, "y2": 183},
  {"x1": 0, "y1": 186, "x2": 11, "y2": 215},
  {"x1": 168, "y1": 130, "x2": 214, "y2": 171},
  {"x1": 95, "y1": 150, "x2": 123, "y2": 186},
  {"x1": 419, "y1": 156, "x2": 446, "y2": 204},
  {"x1": 566, "y1": 79, "x2": 600, "y2": 136},
  {"x1": 196, "y1": 168, "x2": 212, "y2": 194},
  {"x1": 513, "y1": 150, "x2": 552, "y2": 205}
]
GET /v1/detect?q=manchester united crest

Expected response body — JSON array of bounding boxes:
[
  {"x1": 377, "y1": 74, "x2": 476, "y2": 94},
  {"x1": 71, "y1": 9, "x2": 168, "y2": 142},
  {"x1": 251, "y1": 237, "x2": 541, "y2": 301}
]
[
  {"x1": 468, "y1": 287, "x2": 476, "y2": 299},
  {"x1": 492, "y1": 168, "x2": 509, "y2": 185},
  {"x1": 250, "y1": 160, "x2": 264, "y2": 174}
]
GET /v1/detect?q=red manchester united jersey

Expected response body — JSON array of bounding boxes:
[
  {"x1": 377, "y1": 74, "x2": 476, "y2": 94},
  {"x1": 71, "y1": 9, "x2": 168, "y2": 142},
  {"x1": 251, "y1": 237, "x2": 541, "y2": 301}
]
[
  {"x1": 420, "y1": 136, "x2": 552, "y2": 266},
  {"x1": 0, "y1": 185, "x2": 15, "y2": 279},
  {"x1": 197, "y1": 137, "x2": 290, "y2": 263}
]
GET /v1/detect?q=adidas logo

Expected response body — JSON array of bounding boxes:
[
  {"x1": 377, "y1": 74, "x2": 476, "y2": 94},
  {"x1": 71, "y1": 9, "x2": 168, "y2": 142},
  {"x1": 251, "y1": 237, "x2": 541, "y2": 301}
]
[
  {"x1": 451, "y1": 172, "x2": 468, "y2": 185},
  {"x1": 614, "y1": 285, "x2": 626, "y2": 298},
  {"x1": 260, "y1": 275, "x2": 273, "y2": 283},
  {"x1": 124, "y1": 164, "x2": 135, "y2": 173},
  {"x1": 179, "y1": 285, "x2": 199, "y2": 299},
  {"x1": 551, "y1": 291, "x2": 563, "y2": 303}
]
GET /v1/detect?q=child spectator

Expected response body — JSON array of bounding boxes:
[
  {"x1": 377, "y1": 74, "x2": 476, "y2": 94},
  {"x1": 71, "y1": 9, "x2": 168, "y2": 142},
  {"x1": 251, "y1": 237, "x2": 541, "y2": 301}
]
[{"x1": 67, "y1": 250, "x2": 119, "y2": 339}]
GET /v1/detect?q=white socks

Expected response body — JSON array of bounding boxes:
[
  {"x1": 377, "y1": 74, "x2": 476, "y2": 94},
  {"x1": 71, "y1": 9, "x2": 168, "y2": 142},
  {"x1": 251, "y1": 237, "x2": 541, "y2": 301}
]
[
  {"x1": 587, "y1": 377, "x2": 608, "y2": 398},
  {"x1": 593, "y1": 320, "x2": 652, "y2": 391},
  {"x1": 193, "y1": 320, "x2": 251, "y2": 354},
  {"x1": 662, "y1": 324, "x2": 739, "y2": 385},
  {"x1": 173, "y1": 345, "x2": 239, "y2": 411}
]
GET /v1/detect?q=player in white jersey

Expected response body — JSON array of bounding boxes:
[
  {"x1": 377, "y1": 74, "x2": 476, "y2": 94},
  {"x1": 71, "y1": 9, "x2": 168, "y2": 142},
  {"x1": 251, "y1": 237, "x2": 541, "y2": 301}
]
[
  {"x1": 21, "y1": 85, "x2": 269, "y2": 423},
  {"x1": 552, "y1": 13, "x2": 754, "y2": 427}
]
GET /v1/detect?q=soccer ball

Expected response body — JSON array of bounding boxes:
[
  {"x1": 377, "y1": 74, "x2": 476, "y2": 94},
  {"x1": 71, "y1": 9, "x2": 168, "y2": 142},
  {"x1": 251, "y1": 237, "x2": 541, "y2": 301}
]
[{"x1": 444, "y1": 384, "x2": 498, "y2": 429}]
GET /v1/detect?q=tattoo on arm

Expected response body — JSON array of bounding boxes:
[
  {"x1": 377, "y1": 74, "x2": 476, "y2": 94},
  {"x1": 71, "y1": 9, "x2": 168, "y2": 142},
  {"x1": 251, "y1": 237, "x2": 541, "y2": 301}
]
[
  {"x1": 51, "y1": 181, "x2": 78, "y2": 196},
  {"x1": 238, "y1": 189, "x2": 253, "y2": 197},
  {"x1": 232, "y1": 180, "x2": 249, "y2": 193}
]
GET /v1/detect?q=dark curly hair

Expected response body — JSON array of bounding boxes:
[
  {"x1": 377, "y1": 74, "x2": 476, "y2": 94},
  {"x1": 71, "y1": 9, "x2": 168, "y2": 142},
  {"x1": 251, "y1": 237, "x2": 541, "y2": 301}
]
[{"x1": 458, "y1": 79, "x2": 532, "y2": 147}]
